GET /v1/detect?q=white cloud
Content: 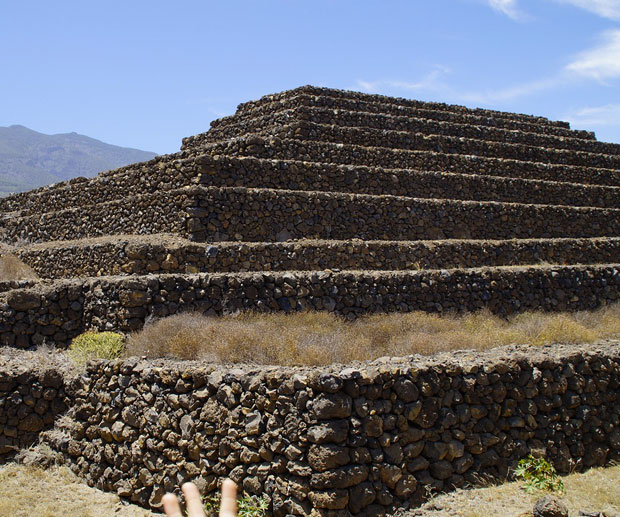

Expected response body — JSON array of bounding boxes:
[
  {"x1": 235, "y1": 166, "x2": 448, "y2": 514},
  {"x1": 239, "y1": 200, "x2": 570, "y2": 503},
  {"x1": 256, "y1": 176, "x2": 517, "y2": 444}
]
[
  {"x1": 487, "y1": 0, "x2": 523, "y2": 19},
  {"x1": 566, "y1": 30, "x2": 620, "y2": 81},
  {"x1": 356, "y1": 66, "x2": 562, "y2": 106},
  {"x1": 485, "y1": 0, "x2": 620, "y2": 20},
  {"x1": 460, "y1": 77, "x2": 562, "y2": 104},
  {"x1": 356, "y1": 28, "x2": 620, "y2": 107},
  {"x1": 564, "y1": 104, "x2": 620, "y2": 127},
  {"x1": 552, "y1": 0, "x2": 620, "y2": 20},
  {"x1": 356, "y1": 66, "x2": 452, "y2": 94},
  {"x1": 466, "y1": 30, "x2": 620, "y2": 101}
]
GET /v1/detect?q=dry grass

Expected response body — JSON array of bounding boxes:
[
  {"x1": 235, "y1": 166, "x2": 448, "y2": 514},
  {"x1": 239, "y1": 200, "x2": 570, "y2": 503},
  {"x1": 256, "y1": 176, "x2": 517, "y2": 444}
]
[
  {"x1": 405, "y1": 463, "x2": 620, "y2": 516},
  {"x1": 0, "y1": 254, "x2": 38, "y2": 281},
  {"x1": 125, "y1": 303, "x2": 620, "y2": 365},
  {"x1": 0, "y1": 463, "x2": 153, "y2": 517},
  {"x1": 0, "y1": 462, "x2": 617, "y2": 517},
  {"x1": 0, "y1": 345, "x2": 80, "y2": 378}
]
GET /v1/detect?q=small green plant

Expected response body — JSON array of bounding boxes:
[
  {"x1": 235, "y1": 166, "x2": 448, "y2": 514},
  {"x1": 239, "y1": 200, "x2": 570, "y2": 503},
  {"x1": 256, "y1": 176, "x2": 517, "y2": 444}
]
[
  {"x1": 67, "y1": 331, "x2": 125, "y2": 365},
  {"x1": 514, "y1": 454, "x2": 565, "y2": 494},
  {"x1": 204, "y1": 494, "x2": 269, "y2": 517}
]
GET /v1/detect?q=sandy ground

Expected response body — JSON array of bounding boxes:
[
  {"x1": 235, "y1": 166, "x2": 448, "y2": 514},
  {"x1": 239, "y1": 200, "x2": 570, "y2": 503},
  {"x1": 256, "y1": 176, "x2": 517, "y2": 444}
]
[
  {"x1": 403, "y1": 463, "x2": 620, "y2": 517},
  {"x1": 0, "y1": 462, "x2": 618, "y2": 516},
  {"x1": 0, "y1": 463, "x2": 154, "y2": 517}
]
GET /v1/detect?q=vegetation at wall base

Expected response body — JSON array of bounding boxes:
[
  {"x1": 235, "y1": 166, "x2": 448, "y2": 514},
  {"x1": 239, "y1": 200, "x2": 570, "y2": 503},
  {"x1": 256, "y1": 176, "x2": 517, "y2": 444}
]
[
  {"x1": 514, "y1": 454, "x2": 566, "y2": 495},
  {"x1": 203, "y1": 493, "x2": 269, "y2": 517}
]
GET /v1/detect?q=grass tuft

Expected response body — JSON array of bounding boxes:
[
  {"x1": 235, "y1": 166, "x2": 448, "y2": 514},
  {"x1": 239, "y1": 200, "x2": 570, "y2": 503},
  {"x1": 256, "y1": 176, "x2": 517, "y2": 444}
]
[
  {"x1": 204, "y1": 493, "x2": 269, "y2": 517},
  {"x1": 125, "y1": 304, "x2": 620, "y2": 365}
]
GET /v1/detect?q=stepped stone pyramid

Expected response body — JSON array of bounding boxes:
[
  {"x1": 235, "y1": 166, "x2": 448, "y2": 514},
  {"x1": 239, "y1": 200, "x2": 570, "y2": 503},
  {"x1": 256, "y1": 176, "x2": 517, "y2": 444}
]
[{"x1": 1, "y1": 85, "x2": 619, "y2": 348}]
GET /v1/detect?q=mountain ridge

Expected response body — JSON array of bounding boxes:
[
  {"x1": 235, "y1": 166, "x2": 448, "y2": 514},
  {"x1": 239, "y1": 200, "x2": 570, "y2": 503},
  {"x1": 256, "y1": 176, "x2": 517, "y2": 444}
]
[{"x1": 0, "y1": 125, "x2": 158, "y2": 196}]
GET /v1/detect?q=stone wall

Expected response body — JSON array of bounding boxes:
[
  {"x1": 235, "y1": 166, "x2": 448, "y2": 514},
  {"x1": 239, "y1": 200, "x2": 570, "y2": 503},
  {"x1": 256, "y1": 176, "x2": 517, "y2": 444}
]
[
  {"x1": 195, "y1": 118, "x2": 620, "y2": 168},
  {"x1": 186, "y1": 186, "x2": 620, "y2": 243},
  {"x1": 235, "y1": 86, "x2": 574, "y2": 129},
  {"x1": 16, "y1": 236, "x2": 620, "y2": 280},
  {"x1": 192, "y1": 155, "x2": 620, "y2": 210},
  {"x1": 0, "y1": 352, "x2": 69, "y2": 461},
  {"x1": 3, "y1": 150, "x2": 620, "y2": 246},
  {"x1": 196, "y1": 106, "x2": 620, "y2": 156},
  {"x1": 1, "y1": 342, "x2": 618, "y2": 514},
  {"x1": 0, "y1": 279, "x2": 39, "y2": 294},
  {"x1": 218, "y1": 90, "x2": 594, "y2": 141},
  {"x1": 42, "y1": 342, "x2": 620, "y2": 514},
  {"x1": 1, "y1": 265, "x2": 619, "y2": 348},
  {"x1": 1, "y1": 188, "x2": 194, "y2": 245},
  {"x1": 0, "y1": 153, "x2": 197, "y2": 217},
  {"x1": 264, "y1": 122, "x2": 620, "y2": 169},
  {"x1": 9, "y1": 150, "x2": 620, "y2": 234},
  {"x1": 199, "y1": 136, "x2": 620, "y2": 187}
]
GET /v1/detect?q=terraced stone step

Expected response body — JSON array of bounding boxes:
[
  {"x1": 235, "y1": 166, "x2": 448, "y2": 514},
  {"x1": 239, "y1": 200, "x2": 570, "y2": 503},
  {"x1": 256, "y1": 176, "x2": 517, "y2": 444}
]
[
  {"x1": 198, "y1": 105, "x2": 620, "y2": 156},
  {"x1": 195, "y1": 155, "x2": 620, "y2": 209},
  {"x1": 0, "y1": 152, "x2": 198, "y2": 217},
  {"x1": 2, "y1": 264, "x2": 619, "y2": 346},
  {"x1": 0, "y1": 153, "x2": 200, "y2": 218},
  {"x1": 202, "y1": 136, "x2": 620, "y2": 186},
  {"x1": 217, "y1": 92, "x2": 594, "y2": 142},
  {"x1": 5, "y1": 184, "x2": 619, "y2": 245},
  {"x1": 236, "y1": 86, "x2": 576, "y2": 131},
  {"x1": 248, "y1": 121, "x2": 620, "y2": 169},
  {"x1": 17, "y1": 235, "x2": 620, "y2": 279},
  {"x1": 186, "y1": 186, "x2": 620, "y2": 242},
  {"x1": 7, "y1": 138, "x2": 620, "y2": 221},
  {"x1": 0, "y1": 187, "x2": 195, "y2": 244}
]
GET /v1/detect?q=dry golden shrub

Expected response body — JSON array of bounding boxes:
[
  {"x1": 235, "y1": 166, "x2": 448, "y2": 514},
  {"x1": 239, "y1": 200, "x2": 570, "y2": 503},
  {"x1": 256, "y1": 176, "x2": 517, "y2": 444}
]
[
  {"x1": 0, "y1": 255, "x2": 38, "y2": 281},
  {"x1": 125, "y1": 303, "x2": 620, "y2": 366}
]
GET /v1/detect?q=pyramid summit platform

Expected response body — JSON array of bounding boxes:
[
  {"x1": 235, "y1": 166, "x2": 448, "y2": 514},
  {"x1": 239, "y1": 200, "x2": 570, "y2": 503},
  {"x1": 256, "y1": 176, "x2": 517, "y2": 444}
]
[{"x1": 1, "y1": 86, "x2": 619, "y2": 348}]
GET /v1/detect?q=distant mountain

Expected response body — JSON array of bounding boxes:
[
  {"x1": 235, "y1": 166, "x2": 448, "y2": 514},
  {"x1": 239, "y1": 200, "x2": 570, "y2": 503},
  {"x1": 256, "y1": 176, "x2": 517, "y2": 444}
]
[{"x1": 0, "y1": 125, "x2": 158, "y2": 196}]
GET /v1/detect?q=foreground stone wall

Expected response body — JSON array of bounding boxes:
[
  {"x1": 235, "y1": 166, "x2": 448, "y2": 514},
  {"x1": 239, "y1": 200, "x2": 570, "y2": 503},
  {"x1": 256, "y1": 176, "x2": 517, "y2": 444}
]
[
  {"x1": 41, "y1": 342, "x2": 620, "y2": 515},
  {"x1": 16, "y1": 236, "x2": 620, "y2": 280},
  {"x1": 0, "y1": 342, "x2": 618, "y2": 514},
  {"x1": 0, "y1": 353, "x2": 68, "y2": 461},
  {"x1": 1, "y1": 265, "x2": 619, "y2": 348}
]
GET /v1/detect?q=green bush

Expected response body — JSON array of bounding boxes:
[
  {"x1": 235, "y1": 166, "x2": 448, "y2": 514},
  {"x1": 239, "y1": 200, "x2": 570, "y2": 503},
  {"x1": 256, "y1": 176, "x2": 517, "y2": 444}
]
[
  {"x1": 68, "y1": 331, "x2": 125, "y2": 365},
  {"x1": 514, "y1": 454, "x2": 565, "y2": 494}
]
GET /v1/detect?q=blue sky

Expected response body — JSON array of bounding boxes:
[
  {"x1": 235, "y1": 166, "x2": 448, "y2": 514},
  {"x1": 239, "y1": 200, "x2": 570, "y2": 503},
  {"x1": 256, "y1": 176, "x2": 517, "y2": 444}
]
[{"x1": 1, "y1": 0, "x2": 620, "y2": 154}]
